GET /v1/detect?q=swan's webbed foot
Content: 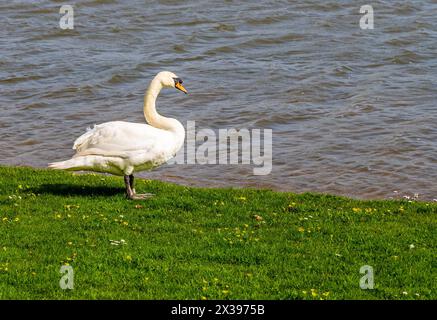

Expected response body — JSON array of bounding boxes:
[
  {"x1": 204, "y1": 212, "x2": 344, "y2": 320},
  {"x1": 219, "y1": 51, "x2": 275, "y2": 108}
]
[
  {"x1": 127, "y1": 193, "x2": 155, "y2": 200},
  {"x1": 124, "y1": 175, "x2": 154, "y2": 200}
]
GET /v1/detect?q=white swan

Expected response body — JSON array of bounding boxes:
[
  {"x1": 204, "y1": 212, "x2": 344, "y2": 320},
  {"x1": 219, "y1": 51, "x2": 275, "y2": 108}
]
[{"x1": 49, "y1": 71, "x2": 188, "y2": 199}]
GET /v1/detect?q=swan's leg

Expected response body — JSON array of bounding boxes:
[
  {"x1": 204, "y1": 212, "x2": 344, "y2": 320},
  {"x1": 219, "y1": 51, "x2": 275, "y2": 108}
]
[
  {"x1": 124, "y1": 175, "x2": 135, "y2": 199},
  {"x1": 129, "y1": 174, "x2": 136, "y2": 194},
  {"x1": 125, "y1": 174, "x2": 154, "y2": 200}
]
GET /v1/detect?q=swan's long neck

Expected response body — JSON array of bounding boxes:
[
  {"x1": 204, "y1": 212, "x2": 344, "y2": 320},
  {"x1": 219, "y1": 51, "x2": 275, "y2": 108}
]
[
  {"x1": 144, "y1": 78, "x2": 166, "y2": 128},
  {"x1": 143, "y1": 76, "x2": 185, "y2": 141}
]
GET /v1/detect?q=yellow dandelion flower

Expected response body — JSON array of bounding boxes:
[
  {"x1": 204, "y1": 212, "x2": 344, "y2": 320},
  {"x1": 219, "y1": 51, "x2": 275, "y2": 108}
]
[{"x1": 298, "y1": 227, "x2": 305, "y2": 233}]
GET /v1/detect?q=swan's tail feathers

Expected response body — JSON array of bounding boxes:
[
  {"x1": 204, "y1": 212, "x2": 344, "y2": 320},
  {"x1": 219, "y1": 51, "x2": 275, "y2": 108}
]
[{"x1": 48, "y1": 158, "x2": 87, "y2": 171}]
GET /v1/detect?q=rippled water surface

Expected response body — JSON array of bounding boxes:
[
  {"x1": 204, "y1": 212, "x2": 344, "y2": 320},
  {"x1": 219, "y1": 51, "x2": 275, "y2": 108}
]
[{"x1": 1, "y1": 0, "x2": 436, "y2": 200}]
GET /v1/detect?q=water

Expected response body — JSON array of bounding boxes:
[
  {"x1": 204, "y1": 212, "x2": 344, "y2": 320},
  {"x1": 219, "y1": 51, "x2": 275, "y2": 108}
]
[{"x1": 1, "y1": 0, "x2": 436, "y2": 200}]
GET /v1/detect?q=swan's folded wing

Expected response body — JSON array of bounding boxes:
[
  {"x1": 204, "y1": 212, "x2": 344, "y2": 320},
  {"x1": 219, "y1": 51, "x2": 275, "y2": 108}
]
[
  {"x1": 73, "y1": 146, "x2": 132, "y2": 158},
  {"x1": 73, "y1": 121, "x2": 172, "y2": 158}
]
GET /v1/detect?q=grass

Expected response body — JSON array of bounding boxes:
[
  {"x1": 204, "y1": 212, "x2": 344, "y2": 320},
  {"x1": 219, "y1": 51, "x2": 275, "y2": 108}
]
[{"x1": 0, "y1": 165, "x2": 435, "y2": 300}]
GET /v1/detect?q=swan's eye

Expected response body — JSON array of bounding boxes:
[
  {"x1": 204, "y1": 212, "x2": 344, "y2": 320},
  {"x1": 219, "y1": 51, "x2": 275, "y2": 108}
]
[{"x1": 173, "y1": 77, "x2": 183, "y2": 85}]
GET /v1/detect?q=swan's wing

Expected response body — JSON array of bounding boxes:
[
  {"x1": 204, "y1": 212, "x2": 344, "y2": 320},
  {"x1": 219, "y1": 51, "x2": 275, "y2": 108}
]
[{"x1": 73, "y1": 121, "x2": 172, "y2": 158}]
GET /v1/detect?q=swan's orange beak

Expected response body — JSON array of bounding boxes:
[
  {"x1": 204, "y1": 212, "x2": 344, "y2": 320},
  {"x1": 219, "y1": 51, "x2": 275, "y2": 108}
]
[{"x1": 175, "y1": 82, "x2": 188, "y2": 94}]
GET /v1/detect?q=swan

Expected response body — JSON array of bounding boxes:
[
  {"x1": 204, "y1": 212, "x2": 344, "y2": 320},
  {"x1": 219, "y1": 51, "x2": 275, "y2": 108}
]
[{"x1": 49, "y1": 71, "x2": 188, "y2": 200}]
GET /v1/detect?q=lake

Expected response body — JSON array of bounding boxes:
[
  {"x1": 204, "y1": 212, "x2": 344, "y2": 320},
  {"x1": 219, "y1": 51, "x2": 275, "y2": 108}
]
[{"x1": 1, "y1": 0, "x2": 436, "y2": 200}]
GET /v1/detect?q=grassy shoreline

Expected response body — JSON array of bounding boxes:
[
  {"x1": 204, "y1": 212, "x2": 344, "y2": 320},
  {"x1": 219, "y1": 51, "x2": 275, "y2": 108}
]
[{"x1": 0, "y1": 166, "x2": 435, "y2": 299}]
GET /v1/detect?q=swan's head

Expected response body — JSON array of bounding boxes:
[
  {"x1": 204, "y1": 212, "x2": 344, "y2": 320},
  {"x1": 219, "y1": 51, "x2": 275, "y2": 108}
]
[{"x1": 156, "y1": 71, "x2": 188, "y2": 94}]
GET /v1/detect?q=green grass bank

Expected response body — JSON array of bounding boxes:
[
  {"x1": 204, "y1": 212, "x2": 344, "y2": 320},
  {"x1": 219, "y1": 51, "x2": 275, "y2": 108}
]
[{"x1": 0, "y1": 166, "x2": 435, "y2": 299}]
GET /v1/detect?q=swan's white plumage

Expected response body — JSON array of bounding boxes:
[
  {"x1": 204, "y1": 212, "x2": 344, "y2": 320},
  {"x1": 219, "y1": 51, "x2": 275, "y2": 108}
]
[{"x1": 49, "y1": 71, "x2": 186, "y2": 176}]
